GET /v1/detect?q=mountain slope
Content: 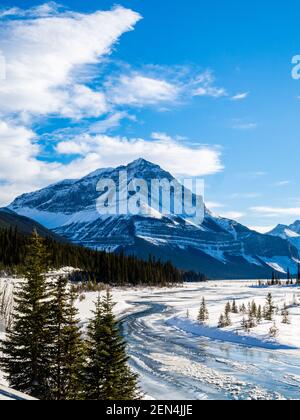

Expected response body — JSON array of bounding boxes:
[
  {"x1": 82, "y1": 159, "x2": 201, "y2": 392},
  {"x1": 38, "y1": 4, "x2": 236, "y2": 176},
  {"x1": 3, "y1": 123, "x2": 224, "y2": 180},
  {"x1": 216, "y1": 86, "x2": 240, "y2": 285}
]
[
  {"x1": 0, "y1": 208, "x2": 63, "y2": 241},
  {"x1": 8, "y1": 159, "x2": 300, "y2": 279},
  {"x1": 268, "y1": 222, "x2": 300, "y2": 253}
]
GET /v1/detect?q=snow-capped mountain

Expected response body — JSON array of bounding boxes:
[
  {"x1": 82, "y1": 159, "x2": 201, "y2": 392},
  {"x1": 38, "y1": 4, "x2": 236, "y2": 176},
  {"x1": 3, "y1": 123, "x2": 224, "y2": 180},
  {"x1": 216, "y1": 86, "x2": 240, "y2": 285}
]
[
  {"x1": 268, "y1": 222, "x2": 300, "y2": 254},
  {"x1": 8, "y1": 159, "x2": 300, "y2": 279}
]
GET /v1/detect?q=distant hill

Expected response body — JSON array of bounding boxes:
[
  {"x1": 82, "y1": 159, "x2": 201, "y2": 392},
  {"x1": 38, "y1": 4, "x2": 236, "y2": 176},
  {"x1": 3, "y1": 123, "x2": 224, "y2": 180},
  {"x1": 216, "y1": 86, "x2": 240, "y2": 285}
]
[{"x1": 0, "y1": 208, "x2": 63, "y2": 241}]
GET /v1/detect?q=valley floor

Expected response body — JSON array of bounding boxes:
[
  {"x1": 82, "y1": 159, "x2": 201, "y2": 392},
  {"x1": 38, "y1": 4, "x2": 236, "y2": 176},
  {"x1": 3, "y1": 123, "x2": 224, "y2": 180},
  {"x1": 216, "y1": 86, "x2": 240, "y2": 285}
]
[
  {"x1": 2, "y1": 276, "x2": 300, "y2": 400},
  {"x1": 77, "y1": 280, "x2": 300, "y2": 354}
]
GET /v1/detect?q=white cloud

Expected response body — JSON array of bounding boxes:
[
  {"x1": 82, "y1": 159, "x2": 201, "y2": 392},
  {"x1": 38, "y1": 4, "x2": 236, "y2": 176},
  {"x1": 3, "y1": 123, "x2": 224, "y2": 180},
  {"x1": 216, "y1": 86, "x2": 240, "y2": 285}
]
[
  {"x1": 151, "y1": 132, "x2": 174, "y2": 142},
  {"x1": 89, "y1": 112, "x2": 135, "y2": 134},
  {"x1": 192, "y1": 71, "x2": 227, "y2": 98},
  {"x1": 0, "y1": 121, "x2": 39, "y2": 182},
  {"x1": 206, "y1": 201, "x2": 225, "y2": 210},
  {"x1": 274, "y1": 180, "x2": 291, "y2": 187},
  {"x1": 0, "y1": 4, "x2": 143, "y2": 205},
  {"x1": 0, "y1": 5, "x2": 141, "y2": 119},
  {"x1": 56, "y1": 133, "x2": 224, "y2": 177},
  {"x1": 251, "y1": 206, "x2": 300, "y2": 217},
  {"x1": 0, "y1": 2, "x2": 62, "y2": 18},
  {"x1": 0, "y1": 120, "x2": 65, "y2": 205},
  {"x1": 219, "y1": 211, "x2": 245, "y2": 220},
  {"x1": 229, "y1": 192, "x2": 261, "y2": 199},
  {"x1": 107, "y1": 74, "x2": 179, "y2": 106},
  {"x1": 232, "y1": 120, "x2": 257, "y2": 130},
  {"x1": 231, "y1": 92, "x2": 249, "y2": 101},
  {"x1": 0, "y1": 5, "x2": 228, "y2": 207}
]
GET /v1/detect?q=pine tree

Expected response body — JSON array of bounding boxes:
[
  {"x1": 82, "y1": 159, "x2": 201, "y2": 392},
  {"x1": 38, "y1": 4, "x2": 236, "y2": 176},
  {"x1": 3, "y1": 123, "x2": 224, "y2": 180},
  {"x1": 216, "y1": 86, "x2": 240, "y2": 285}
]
[
  {"x1": 287, "y1": 267, "x2": 291, "y2": 284},
  {"x1": 0, "y1": 231, "x2": 53, "y2": 399},
  {"x1": 281, "y1": 304, "x2": 290, "y2": 325},
  {"x1": 225, "y1": 302, "x2": 231, "y2": 315},
  {"x1": 257, "y1": 305, "x2": 262, "y2": 323},
  {"x1": 240, "y1": 303, "x2": 247, "y2": 314},
  {"x1": 50, "y1": 277, "x2": 84, "y2": 400},
  {"x1": 224, "y1": 303, "x2": 232, "y2": 326},
  {"x1": 241, "y1": 317, "x2": 249, "y2": 332},
  {"x1": 247, "y1": 313, "x2": 257, "y2": 329},
  {"x1": 232, "y1": 300, "x2": 238, "y2": 314},
  {"x1": 218, "y1": 314, "x2": 226, "y2": 328},
  {"x1": 84, "y1": 290, "x2": 140, "y2": 400},
  {"x1": 250, "y1": 301, "x2": 257, "y2": 317},
  {"x1": 297, "y1": 264, "x2": 300, "y2": 285},
  {"x1": 265, "y1": 293, "x2": 275, "y2": 321},
  {"x1": 198, "y1": 297, "x2": 209, "y2": 324}
]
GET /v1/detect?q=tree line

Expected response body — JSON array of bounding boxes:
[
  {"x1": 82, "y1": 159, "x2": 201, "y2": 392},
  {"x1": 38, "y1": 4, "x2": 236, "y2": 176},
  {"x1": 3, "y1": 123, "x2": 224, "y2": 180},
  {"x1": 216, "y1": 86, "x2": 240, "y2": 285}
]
[
  {"x1": 0, "y1": 232, "x2": 140, "y2": 400},
  {"x1": 0, "y1": 227, "x2": 206, "y2": 286}
]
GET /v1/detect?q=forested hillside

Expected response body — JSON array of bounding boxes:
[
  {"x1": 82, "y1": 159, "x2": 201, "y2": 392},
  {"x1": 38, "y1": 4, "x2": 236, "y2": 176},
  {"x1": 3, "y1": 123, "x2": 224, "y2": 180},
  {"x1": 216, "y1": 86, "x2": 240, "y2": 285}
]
[{"x1": 0, "y1": 228, "x2": 206, "y2": 286}]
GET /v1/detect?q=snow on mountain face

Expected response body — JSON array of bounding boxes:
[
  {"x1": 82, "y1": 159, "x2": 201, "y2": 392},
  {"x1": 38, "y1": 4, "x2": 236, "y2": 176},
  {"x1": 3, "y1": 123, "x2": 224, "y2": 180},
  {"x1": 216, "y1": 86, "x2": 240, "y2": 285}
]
[
  {"x1": 268, "y1": 223, "x2": 300, "y2": 256},
  {"x1": 8, "y1": 159, "x2": 300, "y2": 279}
]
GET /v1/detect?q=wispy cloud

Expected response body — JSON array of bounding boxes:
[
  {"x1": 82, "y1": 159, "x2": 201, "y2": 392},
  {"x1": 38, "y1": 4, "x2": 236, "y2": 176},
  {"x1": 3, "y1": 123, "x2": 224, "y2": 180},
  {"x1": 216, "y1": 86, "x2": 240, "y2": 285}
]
[
  {"x1": 251, "y1": 206, "x2": 300, "y2": 217},
  {"x1": 231, "y1": 120, "x2": 257, "y2": 130},
  {"x1": 56, "y1": 133, "x2": 224, "y2": 177},
  {"x1": 107, "y1": 73, "x2": 179, "y2": 106},
  {"x1": 231, "y1": 92, "x2": 249, "y2": 101},
  {"x1": 229, "y1": 192, "x2": 262, "y2": 199},
  {"x1": 220, "y1": 211, "x2": 245, "y2": 220},
  {"x1": 192, "y1": 70, "x2": 227, "y2": 98},
  {"x1": 0, "y1": 2, "x2": 62, "y2": 18},
  {"x1": 274, "y1": 180, "x2": 291, "y2": 187},
  {"x1": 89, "y1": 112, "x2": 136, "y2": 134},
  {"x1": 0, "y1": 3, "x2": 239, "y2": 207},
  {"x1": 0, "y1": 4, "x2": 142, "y2": 119},
  {"x1": 206, "y1": 201, "x2": 226, "y2": 210}
]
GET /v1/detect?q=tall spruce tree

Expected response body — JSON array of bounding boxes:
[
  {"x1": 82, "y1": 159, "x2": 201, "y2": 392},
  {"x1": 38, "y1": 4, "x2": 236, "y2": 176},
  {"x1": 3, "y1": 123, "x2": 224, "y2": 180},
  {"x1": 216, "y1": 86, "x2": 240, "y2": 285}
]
[
  {"x1": 232, "y1": 300, "x2": 238, "y2": 314},
  {"x1": 84, "y1": 290, "x2": 140, "y2": 400},
  {"x1": 265, "y1": 293, "x2": 275, "y2": 321},
  {"x1": 0, "y1": 231, "x2": 53, "y2": 399},
  {"x1": 50, "y1": 278, "x2": 84, "y2": 400},
  {"x1": 198, "y1": 297, "x2": 209, "y2": 324}
]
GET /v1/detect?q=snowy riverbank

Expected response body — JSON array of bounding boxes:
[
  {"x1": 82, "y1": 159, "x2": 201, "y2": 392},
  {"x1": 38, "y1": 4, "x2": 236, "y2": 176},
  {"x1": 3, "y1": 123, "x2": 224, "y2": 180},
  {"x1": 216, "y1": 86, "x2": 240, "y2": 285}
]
[{"x1": 2, "y1": 277, "x2": 300, "y2": 399}]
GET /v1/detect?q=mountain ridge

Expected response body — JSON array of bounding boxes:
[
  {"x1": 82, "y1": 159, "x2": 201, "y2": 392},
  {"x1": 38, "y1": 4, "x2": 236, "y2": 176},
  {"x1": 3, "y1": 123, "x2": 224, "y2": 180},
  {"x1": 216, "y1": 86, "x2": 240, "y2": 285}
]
[
  {"x1": 8, "y1": 159, "x2": 300, "y2": 279},
  {"x1": 0, "y1": 207, "x2": 64, "y2": 241}
]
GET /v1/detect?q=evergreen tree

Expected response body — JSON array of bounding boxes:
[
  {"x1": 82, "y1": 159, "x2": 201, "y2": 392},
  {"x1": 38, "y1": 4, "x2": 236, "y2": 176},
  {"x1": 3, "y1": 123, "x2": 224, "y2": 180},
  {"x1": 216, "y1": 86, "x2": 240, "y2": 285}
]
[
  {"x1": 0, "y1": 226, "x2": 207, "y2": 287},
  {"x1": 0, "y1": 231, "x2": 53, "y2": 399},
  {"x1": 232, "y1": 300, "x2": 238, "y2": 314},
  {"x1": 297, "y1": 264, "x2": 300, "y2": 285},
  {"x1": 250, "y1": 301, "x2": 257, "y2": 317},
  {"x1": 240, "y1": 303, "x2": 247, "y2": 314},
  {"x1": 84, "y1": 290, "x2": 140, "y2": 400},
  {"x1": 287, "y1": 267, "x2": 291, "y2": 284},
  {"x1": 224, "y1": 303, "x2": 232, "y2": 327},
  {"x1": 247, "y1": 313, "x2": 257, "y2": 329},
  {"x1": 265, "y1": 293, "x2": 275, "y2": 321},
  {"x1": 50, "y1": 277, "x2": 84, "y2": 400},
  {"x1": 225, "y1": 302, "x2": 231, "y2": 315},
  {"x1": 218, "y1": 314, "x2": 226, "y2": 328},
  {"x1": 281, "y1": 304, "x2": 290, "y2": 325},
  {"x1": 241, "y1": 317, "x2": 249, "y2": 332},
  {"x1": 257, "y1": 305, "x2": 262, "y2": 323},
  {"x1": 198, "y1": 297, "x2": 209, "y2": 324}
]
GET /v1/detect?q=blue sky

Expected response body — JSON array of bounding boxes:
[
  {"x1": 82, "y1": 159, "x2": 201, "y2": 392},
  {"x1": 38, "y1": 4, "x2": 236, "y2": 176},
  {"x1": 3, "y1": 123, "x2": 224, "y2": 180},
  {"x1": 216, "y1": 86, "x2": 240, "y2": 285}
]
[{"x1": 0, "y1": 1, "x2": 300, "y2": 232}]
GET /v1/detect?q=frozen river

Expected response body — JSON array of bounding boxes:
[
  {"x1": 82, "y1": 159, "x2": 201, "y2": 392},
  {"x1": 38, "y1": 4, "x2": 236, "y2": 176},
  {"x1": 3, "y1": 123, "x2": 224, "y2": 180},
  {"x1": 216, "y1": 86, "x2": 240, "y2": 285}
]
[{"x1": 122, "y1": 290, "x2": 300, "y2": 400}]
